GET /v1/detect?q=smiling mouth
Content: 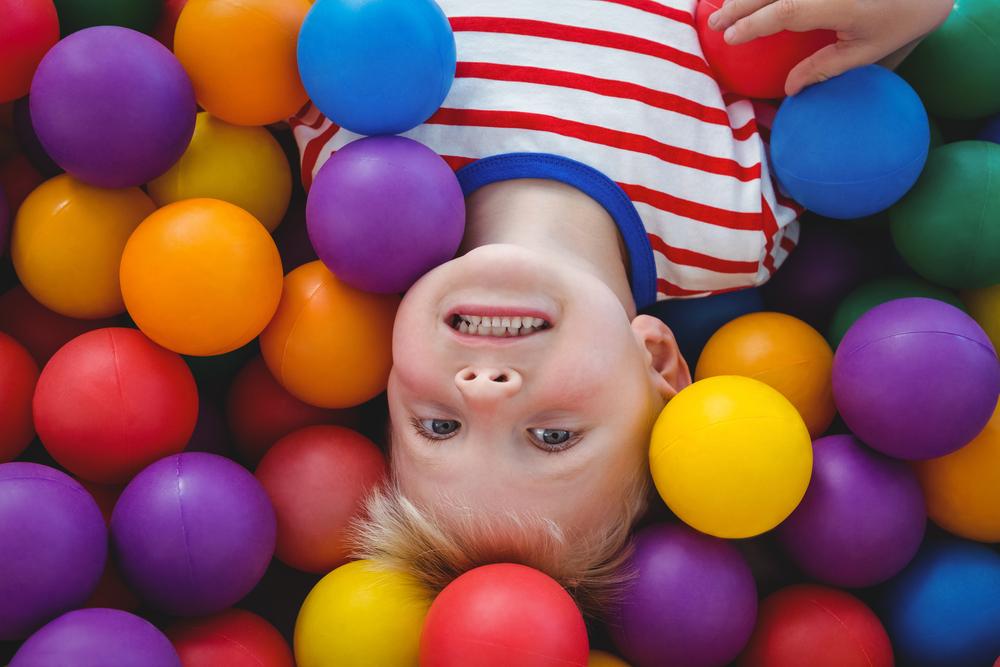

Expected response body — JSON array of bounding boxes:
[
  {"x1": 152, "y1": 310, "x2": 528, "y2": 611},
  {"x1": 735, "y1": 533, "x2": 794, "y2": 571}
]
[{"x1": 448, "y1": 313, "x2": 553, "y2": 338}]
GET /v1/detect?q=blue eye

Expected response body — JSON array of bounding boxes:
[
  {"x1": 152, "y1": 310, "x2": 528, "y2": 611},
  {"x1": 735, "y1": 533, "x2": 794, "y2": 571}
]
[
  {"x1": 529, "y1": 428, "x2": 577, "y2": 452},
  {"x1": 415, "y1": 418, "x2": 461, "y2": 439}
]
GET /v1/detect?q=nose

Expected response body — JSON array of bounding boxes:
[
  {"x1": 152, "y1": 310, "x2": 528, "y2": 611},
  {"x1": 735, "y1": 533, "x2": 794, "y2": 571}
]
[{"x1": 454, "y1": 366, "x2": 523, "y2": 403}]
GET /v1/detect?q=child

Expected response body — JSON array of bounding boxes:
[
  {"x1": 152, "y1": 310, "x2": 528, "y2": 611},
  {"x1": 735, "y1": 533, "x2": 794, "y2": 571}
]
[{"x1": 292, "y1": 0, "x2": 952, "y2": 616}]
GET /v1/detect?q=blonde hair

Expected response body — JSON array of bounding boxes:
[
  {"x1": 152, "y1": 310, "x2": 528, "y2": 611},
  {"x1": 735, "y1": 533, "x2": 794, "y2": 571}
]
[{"x1": 349, "y1": 470, "x2": 651, "y2": 619}]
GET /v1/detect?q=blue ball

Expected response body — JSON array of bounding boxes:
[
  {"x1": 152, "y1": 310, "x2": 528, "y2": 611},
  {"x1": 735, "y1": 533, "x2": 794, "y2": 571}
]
[
  {"x1": 641, "y1": 288, "x2": 763, "y2": 368},
  {"x1": 881, "y1": 539, "x2": 1000, "y2": 667},
  {"x1": 297, "y1": 0, "x2": 456, "y2": 136},
  {"x1": 980, "y1": 114, "x2": 1000, "y2": 145},
  {"x1": 772, "y1": 65, "x2": 929, "y2": 220}
]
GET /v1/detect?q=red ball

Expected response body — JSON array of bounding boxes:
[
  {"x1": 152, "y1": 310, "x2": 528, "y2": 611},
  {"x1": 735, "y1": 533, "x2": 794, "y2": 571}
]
[
  {"x1": 226, "y1": 356, "x2": 359, "y2": 467},
  {"x1": 0, "y1": 331, "x2": 39, "y2": 462},
  {"x1": 738, "y1": 584, "x2": 894, "y2": 667},
  {"x1": 167, "y1": 608, "x2": 294, "y2": 667},
  {"x1": 33, "y1": 328, "x2": 199, "y2": 484},
  {"x1": 696, "y1": 0, "x2": 836, "y2": 99},
  {"x1": 255, "y1": 425, "x2": 386, "y2": 573},
  {"x1": 0, "y1": 0, "x2": 59, "y2": 103},
  {"x1": 420, "y1": 564, "x2": 589, "y2": 667}
]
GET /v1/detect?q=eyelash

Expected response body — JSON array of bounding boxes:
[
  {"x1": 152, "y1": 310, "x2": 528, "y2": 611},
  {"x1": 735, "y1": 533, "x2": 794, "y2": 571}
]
[{"x1": 409, "y1": 418, "x2": 584, "y2": 454}]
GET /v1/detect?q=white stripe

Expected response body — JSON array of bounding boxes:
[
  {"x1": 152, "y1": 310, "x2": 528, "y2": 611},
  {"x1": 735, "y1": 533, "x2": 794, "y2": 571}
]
[
  {"x1": 652, "y1": 253, "x2": 762, "y2": 292},
  {"x1": 635, "y1": 202, "x2": 766, "y2": 262}
]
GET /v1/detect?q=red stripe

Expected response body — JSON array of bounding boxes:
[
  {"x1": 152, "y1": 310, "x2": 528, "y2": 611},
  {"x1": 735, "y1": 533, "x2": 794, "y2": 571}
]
[
  {"x1": 761, "y1": 197, "x2": 779, "y2": 274},
  {"x1": 622, "y1": 183, "x2": 763, "y2": 231},
  {"x1": 731, "y1": 119, "x2": 758, "y2": 142},
  {"x1": 780, "y1": 236, "x2": 798, "y2": 254},
  {"x1": 596, "y1": 0, "x2": 693, "y2": 25},
  {"x1": 648, "y1": 234, "x2": 760, "y2": 274},
  {"x1": 440, "y1": 154, "x2": 477, "y2": 172},
  {"x1": 656, "y1": 279, "x2": 761, "y2": 298},
  {"x1": 449, "y1": 17, "x2": 712, "y2": 78},
  {"x1": 427, "y1": 107, "x2": 761, "y2": 182},
  {"x1": 300, "y1": 122, "x2": 339, "y2": 191}
]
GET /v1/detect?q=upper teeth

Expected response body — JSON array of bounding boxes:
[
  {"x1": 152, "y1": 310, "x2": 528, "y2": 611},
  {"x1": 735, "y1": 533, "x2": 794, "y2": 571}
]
[{"x1": 452, "y1": 314, "x2": 549, "y2": 337}]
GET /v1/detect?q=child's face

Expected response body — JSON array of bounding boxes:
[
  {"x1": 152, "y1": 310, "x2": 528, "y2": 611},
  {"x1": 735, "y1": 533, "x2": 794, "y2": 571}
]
[{"x1": 387, "y1": 242, "x2": 665, "y2": 538}]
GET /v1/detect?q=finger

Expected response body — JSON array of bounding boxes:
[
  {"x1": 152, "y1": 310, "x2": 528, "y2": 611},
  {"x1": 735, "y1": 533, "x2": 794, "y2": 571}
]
[
  {"x1": 724, "y1": 0, "x2": 845, "y2": 45},
  {"x1": 707, "y1": 0, "x2": 773, "y2": 31},
  {"x1": 784, "y1": 41, "x2": 878, "y2": 96}
]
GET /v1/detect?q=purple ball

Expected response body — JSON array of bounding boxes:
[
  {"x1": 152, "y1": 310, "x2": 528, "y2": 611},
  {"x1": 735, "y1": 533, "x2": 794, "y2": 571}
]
[
  {"x1": 11, "y1": 608, "x2": 180, "y2": 667},
  {"x1": 29, "y1": 26, "x2": 196, "y2": 189},
  {"x1": 306, "y1": 135, "x2": 465, "y2": 294},
  {"x1": 612, "y1": 524, "x2": 757, "y2": 667},
  {"x1": 110, "y1": 453, "x2": 276, "y2": 616},
  {"x1": 776, "y1": 435, "x2": 926, "y2": 587},
  {"x1": 833, "y1": 298, "x2": 1000, "y2": 460},
  {"x1": 0, "y1": 463, "x2": 107, "y2": 640}
]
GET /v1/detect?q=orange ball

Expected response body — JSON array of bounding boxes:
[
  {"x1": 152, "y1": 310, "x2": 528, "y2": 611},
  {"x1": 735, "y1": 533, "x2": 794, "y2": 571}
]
[
  {"x1": 174, "y1": 0, "x2": 310, "y2": 126},
  {"x1": 259, "y1": 261, "x2": 398, "y2": 409},
  {"x1": 120, "y1": 198, "x2": 283, "y2": 357},
  {"x1": 696, "y1": 312, "x2": 835, "y2": 438}
]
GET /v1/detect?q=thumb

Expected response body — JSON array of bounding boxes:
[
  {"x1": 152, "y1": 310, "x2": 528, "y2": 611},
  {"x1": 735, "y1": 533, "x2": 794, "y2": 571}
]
[{"x1": 785, "y1": 41, "x2": 878, "y2": 96}]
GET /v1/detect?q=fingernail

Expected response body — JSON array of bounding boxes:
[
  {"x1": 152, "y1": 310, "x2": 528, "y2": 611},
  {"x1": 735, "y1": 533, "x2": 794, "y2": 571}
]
[
  {"x1": 723, "y1": 26, "x2": 736, "y2": 43},
  {"x1": 708, "y1": 12, "x2": 721, "y2": 29}
]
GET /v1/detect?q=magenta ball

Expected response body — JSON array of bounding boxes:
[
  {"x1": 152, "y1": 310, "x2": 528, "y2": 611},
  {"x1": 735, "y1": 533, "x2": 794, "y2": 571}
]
[
  {"x1": 110, "y1": 453, "x2": 276, "y2": 616},
  {"x1": 29, "y1": 26, "x2": 196, "y2": 188},
  {"x1": 306, "y1": 135, "x2": 465, "y2": 294},
  {"x1": 0, "y1": 463, "x2": 107, "y2": 641},
  {"x1": 833, "y1": 297, "x2": 1000, "y2": 460},
  {"x1": 11, "y1": 608, "x2": 180, "y2": 667},
  {"x1": 776, "y1": 435, "x2": 926, "y2": 587},
  {"x1": 612, "y1": 523, "x2": 757, "y2": 667}
]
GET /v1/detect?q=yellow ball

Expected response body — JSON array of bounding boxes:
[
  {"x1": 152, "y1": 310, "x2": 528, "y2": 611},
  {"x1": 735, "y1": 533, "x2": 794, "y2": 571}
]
[
  {"x1": 589, "y1": 650, "x2": 631, "y2": 666},
  {"x1": 649, "y1": 375, "x2": 813, "y2": 539},
  {"x1": 147, "y1": 113, "x2": 292, "y2": 232},
  {"x1": 962, "y1": 285, "x2": 1000, "y2": 353},
  {"x1": 120, "y1": 198, "x2": 284, "y2": 356},
  {"x1": 294, "y1": 560, "x2": 431, "y2": 667},
  {"x1": 12, "y1": 174, "x2": 155, "y2": 319}
]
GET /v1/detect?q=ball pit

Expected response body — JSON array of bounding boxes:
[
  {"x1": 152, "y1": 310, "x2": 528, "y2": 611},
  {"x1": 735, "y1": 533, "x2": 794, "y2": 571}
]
[
  {"x1": 12, "y1": 174, "x2": 156, "y2": 319},
  {"x1": 167, "y1": 608, "x2": 293, "y2": 667},
  {"x1": 612, "y1": 524, "x2": 757, "y2": 667},
  {"x1": 148, "y1": 113, "x2": 292, "y2": 233},
  {"x1": 833, "y1": 298, "x2": 1000, "y2": 460},
  {"x1": 30, "y1": 26, "x2": 196, "y2": 189},
  {"x1": 771, "y1": 66, "x2": 929, "y2": 220},
  {"x1": 649, "y1": 376, "x2": 812, "y2": 539},
  {"x1": 0, "y1": 0, "x2": 59, "y2": 104},
  {"x1": 421, "y1": 563, "x2": 589, "y2": 667},
  {"x1": 307, "y1": 135, "x2": 466, "y2": 294},
  {"x1": 298, "y1": 0, "x2": 457, "y2": 136},
  {"x1": 52, "y1": 0, "x2": 164, "y2": 35},
  {"x1": 0, "y1": 332, "x2": 39, "y2": 462},
  {"x1": 33, "y1": 327, "x2": 199, "y2": 484},
  {"x1": 0, "y1": 463, "x2": 107, "y2": 641}
]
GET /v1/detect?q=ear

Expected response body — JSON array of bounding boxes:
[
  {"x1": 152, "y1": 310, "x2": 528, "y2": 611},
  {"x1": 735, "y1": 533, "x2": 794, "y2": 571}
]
[{"x1": 631, "y1": 315, "x2": 692, "y2": 401}]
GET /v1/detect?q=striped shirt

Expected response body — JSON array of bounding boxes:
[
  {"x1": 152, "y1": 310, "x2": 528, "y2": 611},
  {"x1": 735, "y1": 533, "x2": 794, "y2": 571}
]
[{"x1": 291, "y1": 0, "x2": 802, "y2": 307}]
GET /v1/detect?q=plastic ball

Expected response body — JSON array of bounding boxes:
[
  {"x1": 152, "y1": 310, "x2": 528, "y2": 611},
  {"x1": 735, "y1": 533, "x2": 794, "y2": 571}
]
[
  {"x1": 829, "y1": 277, "x2": 965, "y2": 348},
  {"x1": 33, "y1": 328, "x2": 199, "y2": 484},
  {"x1": 52, "y1": 0, "x2": 163, "y2": 35},
  {"x1": 260, "y1": 261, "x2": 398, "y2": 409},
  {"x1": 30, "y1": 26, "x2": 196, "y2": 188},
  {"x1": 255, "y1": 426, "x2": 386, "y2": 573},
  {"x1": 12, "y1": 174, "x2": 156, "y2": 318},
  {"x1": 695, "y1": 0, "x2": 835, "y2": 99},
  {"x1": 832, "y1": 298, "x2": 1000, "y2": 460},
  {"x1": 981, "y1": 114, "x2": 1000, "y2": 144},
  {"x1": 649, "y1": 376, "x2": 812, "y2": 538},
  {"x1": 0, "y1": 332, "x2": 39, "y2": 462},
  {"x1": 174, "y1": 0, "x2": 310, "y2": 126},
  {"x1": 882, "y1": 539, "x2": 1000, "y2": 667},
  {"x1": 898, "y1": 0, "x2": 1000, "y2": 120},
  {"x1": 0, "y1": 463, "x2": 107, "y2": 640},
  {"x1": 120, "y1": 198, "x2": 284, "y2": 356},
  {"x1": 915, "y1": 402, "x2": 1000, "y2": 542},
  {"x1": 307, "y1": 136, "x2": 465, "y2": 294},
  {"x1": 0, "y1": 0, "x2": 59, "y2": 103},
  {"x1": 612, "y1": 524, "x2": 757, "y2": 667},
  {"x1": 421, "y1": 563, "x2": 589, "y2": 667},
  {"x1": 294, "y1": 559, "x2": 432, "y2": 667},
  {"x1": 771, "y1": 66, "x2": 929, "y2": 219},
  {"x1": 298, "y1": 0, "x2": 457, "y2": 136},
  {"x1": 776, "y1": 435, "x2": 925, "y2": 587},
  {"x1": 589, "y1": 651, "x2": 630, "y2": 667},
  {"x1": 111, "y1": 452, "x2": 276, "y2": 616},
  {"x1": 963, "y1": 284, "x2": 1000, "y2": 353},
  {"x1": 890, "y1": 141, "x2": 1000, "y2": 289},
  {"x1": 696, "y1": 312, "x2": 835, "y2": 438},
  {"x1": 148, "y1": 113, "x2": 291, "y2": 233},
  {"x1": 10, "y1": 608, "x2": 180, "y2": 667},
  {"x1": 738, "y1": 585, "x2": 893, "y2": 667},
  {"x1": 167, "y1": 609, "x2": 293, "y2": 667},
  {"x1": 642, "y1": 288, "x2": 763, "y2": 369}
]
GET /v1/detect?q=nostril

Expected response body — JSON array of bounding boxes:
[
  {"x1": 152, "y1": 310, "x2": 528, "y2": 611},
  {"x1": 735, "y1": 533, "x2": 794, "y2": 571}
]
[
  {"x1": 493, "y1": 374, "x2": 508, "y2": 383},
  {"x1": 461, "y1": 370, "x2": 477, "y2": 382}
]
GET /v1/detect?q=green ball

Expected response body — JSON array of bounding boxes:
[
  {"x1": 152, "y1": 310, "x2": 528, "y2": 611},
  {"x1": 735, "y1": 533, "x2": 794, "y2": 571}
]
[
  {"x1": 53, "y1": 0, "x2": 164, "y2": 36},
  {"x1": 827, "y1": 277, "x2": 965, "y2": 348},
  {"x1": 890, "y1": 141, "x2": 1000, "y2": 289},
  {"x1": 898, "y1": 0, "x2": 1000, "y2": 120}
]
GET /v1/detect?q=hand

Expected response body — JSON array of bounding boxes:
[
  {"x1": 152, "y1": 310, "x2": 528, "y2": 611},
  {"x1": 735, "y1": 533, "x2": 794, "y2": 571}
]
[{"x1": 707, "y1": 0, "x2": 954, "y2": 96}]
